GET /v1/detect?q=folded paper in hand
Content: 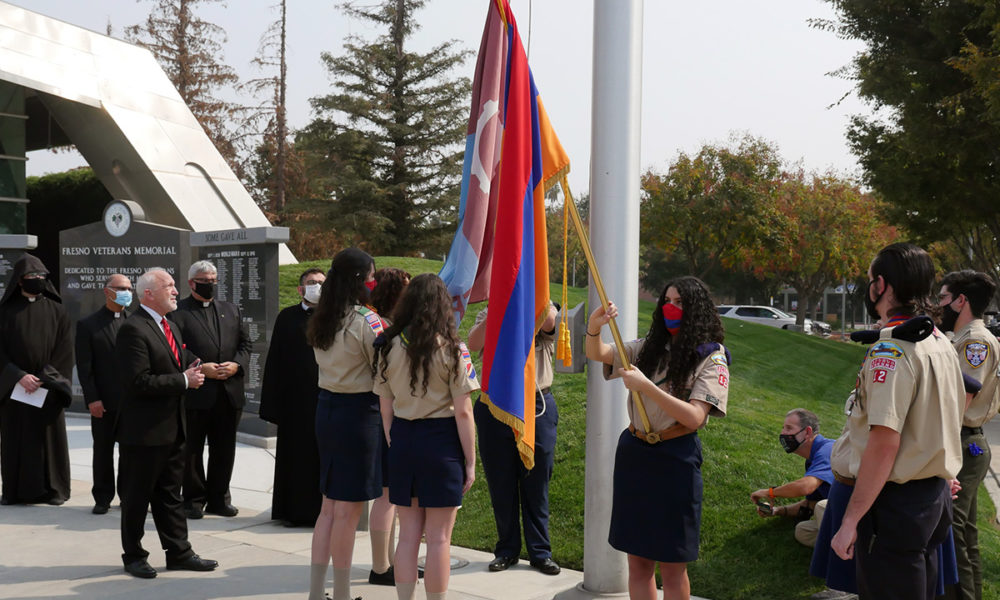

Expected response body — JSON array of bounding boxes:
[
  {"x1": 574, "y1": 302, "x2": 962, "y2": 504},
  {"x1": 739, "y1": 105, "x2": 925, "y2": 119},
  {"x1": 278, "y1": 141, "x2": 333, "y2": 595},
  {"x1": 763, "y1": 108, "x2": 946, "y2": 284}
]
[{"x1": 11, "y1": 383, "x2": 47, "y2": 408}]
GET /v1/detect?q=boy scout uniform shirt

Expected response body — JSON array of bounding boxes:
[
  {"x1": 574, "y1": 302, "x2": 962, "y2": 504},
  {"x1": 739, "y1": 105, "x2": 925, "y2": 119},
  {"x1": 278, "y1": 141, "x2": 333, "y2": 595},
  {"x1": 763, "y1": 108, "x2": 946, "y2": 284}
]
[
  {"x1": 603, "y1": 338, "x2": 729, "y2": 431},
  {"x1": 314, "y1": 306, "x2": 381, "y2": 393},
  {"x1": 950, "y1": 319, "x2": 1000, "y2": 427},
  {"x1": 474, "y1": 308, "x2": 555, "y2": 390},
  {"x1": 373, "y1": 335, "x2": 481, "y2": 420},
  {"x1": 831, "y1": 324, "x2": 963, "y2": 483}
]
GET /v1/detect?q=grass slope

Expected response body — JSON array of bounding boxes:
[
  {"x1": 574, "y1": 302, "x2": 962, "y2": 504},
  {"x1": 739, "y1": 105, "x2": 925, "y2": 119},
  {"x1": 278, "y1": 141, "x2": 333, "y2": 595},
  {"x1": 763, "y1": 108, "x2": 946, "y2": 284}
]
[{"x1": 278, "y1": 259, "x2": 1000, "y2": 600}]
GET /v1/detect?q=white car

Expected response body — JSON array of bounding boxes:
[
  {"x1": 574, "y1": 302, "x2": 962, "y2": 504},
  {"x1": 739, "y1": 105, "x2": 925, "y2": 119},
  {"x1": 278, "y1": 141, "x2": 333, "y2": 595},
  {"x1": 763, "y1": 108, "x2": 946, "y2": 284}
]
[{"x1": 717, "y1": 305, "x2": 831, "y2": 336}]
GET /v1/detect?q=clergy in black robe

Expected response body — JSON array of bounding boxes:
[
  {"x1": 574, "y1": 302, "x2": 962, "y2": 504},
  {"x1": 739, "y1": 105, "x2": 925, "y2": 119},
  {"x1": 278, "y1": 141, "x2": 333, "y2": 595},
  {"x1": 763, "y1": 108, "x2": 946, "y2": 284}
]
[
  {"x1": 258, "y1": 268, "x2": 325, "y2": 526},
  {"x1": 0, "y1": 254, "x2": 74, "y2": 505}
]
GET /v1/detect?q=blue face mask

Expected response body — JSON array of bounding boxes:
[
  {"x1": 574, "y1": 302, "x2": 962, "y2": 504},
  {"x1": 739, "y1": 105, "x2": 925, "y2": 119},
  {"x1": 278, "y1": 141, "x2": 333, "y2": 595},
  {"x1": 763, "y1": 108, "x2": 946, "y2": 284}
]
[{"x1": 113, "y1": 290, "x2": 133, "y2": 307}]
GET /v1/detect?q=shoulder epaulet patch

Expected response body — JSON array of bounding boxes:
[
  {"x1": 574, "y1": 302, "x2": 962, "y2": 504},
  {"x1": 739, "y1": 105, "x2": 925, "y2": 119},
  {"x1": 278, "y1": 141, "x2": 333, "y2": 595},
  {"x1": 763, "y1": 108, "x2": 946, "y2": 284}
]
[
  {"x1": 695, "y1": 342, "x2": 732, "y2": 367},
  {"x1": 964, "y1": 341, "x2": 989, "y2": 368},
  {"x1": 869, "y1": 341, "x2": 904, "y2": 359},
  {"x1": 891, "y1": 316, "x2": 934, "y2": 343},
  {"x1": 362, "y1": 311, "x2": 384, "y2": 337},
  {"x1": 459, "y1": 342, "x2": 477, "y2": 379}
]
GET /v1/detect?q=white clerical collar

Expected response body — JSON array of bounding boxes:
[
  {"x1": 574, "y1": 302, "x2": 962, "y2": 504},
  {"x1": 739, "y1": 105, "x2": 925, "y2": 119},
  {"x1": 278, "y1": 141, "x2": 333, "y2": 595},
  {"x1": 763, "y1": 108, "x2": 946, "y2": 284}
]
[
  {"x1": 114, "y1": 311, "x2": 122, "y2": 319},
  {"x1": 27, "y1": 296, "x2": 36, "y2": 303},
  {"x1": 202, "y1": 301, "x2": 211, "y2": 308}
]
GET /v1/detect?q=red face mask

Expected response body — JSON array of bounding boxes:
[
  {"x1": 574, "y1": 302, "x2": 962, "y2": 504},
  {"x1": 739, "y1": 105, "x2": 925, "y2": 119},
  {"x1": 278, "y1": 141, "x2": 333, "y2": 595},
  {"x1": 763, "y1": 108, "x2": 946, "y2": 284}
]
[
  {"x1": 365, "y1": 280, "x2": 376, "y2": 292},
  {"x1": 662, "y1": 302, "x2": 683, "y2": 336}
]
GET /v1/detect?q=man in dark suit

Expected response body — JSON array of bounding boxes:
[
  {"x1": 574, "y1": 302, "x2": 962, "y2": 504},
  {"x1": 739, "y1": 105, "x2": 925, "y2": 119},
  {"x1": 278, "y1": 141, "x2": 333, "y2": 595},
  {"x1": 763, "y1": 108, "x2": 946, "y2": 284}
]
[
  {"x1": 75, "y1": 273, "x2": 132, "y2": 515},
  {"x1": 171, "y1": 260, "x2": 250, "y2": 519},
  {"x1": 116, "y1": 267, "x2": 217, "y2": 579}
]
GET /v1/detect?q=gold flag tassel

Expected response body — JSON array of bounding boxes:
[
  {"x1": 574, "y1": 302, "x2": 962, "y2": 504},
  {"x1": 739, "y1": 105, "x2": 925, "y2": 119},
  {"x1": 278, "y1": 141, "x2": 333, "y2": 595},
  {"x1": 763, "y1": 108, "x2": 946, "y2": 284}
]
[
  {"x1": 556, "y1": 188, "x2": 573, "y2": 366},
  {"x1": 558, "y1": 176, "x2": 652, "y2": 435}
]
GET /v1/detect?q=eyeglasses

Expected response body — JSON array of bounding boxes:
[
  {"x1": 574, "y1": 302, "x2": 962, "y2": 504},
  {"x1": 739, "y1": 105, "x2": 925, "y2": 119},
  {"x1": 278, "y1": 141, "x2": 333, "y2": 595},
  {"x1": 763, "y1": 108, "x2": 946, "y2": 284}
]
[{"x1": 192, "y1": 277, "x2": 218, "y2": 284}]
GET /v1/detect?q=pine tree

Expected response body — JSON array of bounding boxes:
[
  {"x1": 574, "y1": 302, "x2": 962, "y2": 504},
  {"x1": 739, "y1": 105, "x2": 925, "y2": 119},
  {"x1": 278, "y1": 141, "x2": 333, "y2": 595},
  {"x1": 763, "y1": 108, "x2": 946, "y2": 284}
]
[
  {"x1": 126, "y1": 0, "x2": 244, "y2": 176},
  {"x1": 242, "y1": 0, "x2": 304, "y2": 211},
  {"x1": 297, "y1": 0, "x2": 471, "y2": 256}
]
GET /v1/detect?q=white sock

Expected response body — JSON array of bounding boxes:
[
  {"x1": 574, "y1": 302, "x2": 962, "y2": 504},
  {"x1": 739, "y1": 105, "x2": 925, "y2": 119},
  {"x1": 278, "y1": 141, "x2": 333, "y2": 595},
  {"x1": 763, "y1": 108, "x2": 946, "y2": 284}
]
[{"x1": 308, "y1": 563, "x2": 328, "y2": 600}]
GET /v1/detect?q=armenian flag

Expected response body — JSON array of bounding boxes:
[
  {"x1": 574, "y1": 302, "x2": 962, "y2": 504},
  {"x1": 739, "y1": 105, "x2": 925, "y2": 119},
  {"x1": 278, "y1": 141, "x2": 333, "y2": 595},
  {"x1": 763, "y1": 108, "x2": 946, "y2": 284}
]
[{"x1": 439, "y1": 0, "x2": 569, "y2": 468}]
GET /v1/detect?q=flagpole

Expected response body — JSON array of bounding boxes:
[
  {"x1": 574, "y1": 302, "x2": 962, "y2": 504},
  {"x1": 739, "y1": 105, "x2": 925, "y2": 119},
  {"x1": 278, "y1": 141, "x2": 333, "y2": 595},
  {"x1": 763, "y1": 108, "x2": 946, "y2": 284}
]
[{"x1": 581, "y1": 0, "x2": 643, "y2": 594}]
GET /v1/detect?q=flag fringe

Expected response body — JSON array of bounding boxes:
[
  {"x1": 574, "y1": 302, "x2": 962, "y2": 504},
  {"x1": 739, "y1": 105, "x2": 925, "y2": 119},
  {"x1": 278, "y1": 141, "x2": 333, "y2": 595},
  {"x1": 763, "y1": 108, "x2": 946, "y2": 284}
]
[{"x1": 481, "y1": 393, "x2": 536, "y2": 470}]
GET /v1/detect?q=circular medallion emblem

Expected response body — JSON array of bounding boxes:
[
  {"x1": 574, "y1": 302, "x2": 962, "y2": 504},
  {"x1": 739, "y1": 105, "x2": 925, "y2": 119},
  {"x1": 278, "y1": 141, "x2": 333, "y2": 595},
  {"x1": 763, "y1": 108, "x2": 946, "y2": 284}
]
[{"x1": 103, "y1": 201, "x2": 132, "y2": 237}]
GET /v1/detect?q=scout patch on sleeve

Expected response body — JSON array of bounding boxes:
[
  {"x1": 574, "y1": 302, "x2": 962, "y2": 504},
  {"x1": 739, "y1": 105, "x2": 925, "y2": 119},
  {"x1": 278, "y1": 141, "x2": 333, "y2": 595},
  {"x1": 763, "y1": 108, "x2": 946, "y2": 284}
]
[
  {"x1": 363, "y1": 312, "x2": 385, "y2": 337},
  {"x1": 869, "y1": 341, "x2": 904, "y2": 359},
  {"x1": 869, "y1": 357, "x2": 897, "y2": 371},
  {"x1": 716, "y1": 365, "x2": 729, "y2": 388},
  {"x1": 702, "y1": 393, "x2": 721, "y2": 407},
  {"x1": 964, "y1": 341, "x2": 989, "y2": 368},
  {"x1": 710, "y1": 352, "x2": 728, "y2": 366},
  {"x1": 872, "y1": 369, "x2": 888, "y2": 384},
  {"x1": 459, "y1": 342, "x2": 477, "y2": 379}
]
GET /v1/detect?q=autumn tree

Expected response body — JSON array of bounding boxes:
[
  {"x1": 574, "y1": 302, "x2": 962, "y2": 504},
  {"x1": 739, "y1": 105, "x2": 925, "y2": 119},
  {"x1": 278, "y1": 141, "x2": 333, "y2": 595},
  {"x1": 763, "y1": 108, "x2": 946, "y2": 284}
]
[
  {"x1": 296, "y1": 0, "x2": 471, "y2": 256},
  {"x1": 817, "y1": 0, "x2": 1000, "y2": 286},
  {"x1": 640, "y1": 134, "x2": 785, "y2": 280},
  {"x1": 743, "y1": 172, "x2": 898, "y2": 328},
  {"x1": 126, "y1": 0, "x2": 245, "y2": 176}
]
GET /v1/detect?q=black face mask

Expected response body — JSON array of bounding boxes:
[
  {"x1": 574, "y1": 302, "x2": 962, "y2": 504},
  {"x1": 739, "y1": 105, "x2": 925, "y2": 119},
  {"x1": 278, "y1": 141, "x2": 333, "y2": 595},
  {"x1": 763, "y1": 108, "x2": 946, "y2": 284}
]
[
  {"x1": 779, "y1": 428, "x2": 805, "y2": 453},
  {"x1": 21, "y1": 278, "x2": 46, "y2": 296},
  {"x1": 194, "y1": 281, "x2": 216, "y2": 300},
  {"x1": 939, "y1": 303, "x2": 960, "y2": 332},
  {"x1": 864, "y1": 279, "x2": 883, "y2": 320}
]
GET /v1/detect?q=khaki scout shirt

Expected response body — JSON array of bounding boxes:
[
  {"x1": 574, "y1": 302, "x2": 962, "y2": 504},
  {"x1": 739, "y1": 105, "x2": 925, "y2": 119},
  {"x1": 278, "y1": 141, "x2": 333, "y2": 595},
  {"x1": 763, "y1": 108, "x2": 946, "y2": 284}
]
[
  {"x1": 373, "y1": 335, "x2": 481, "y2": 420},
  {"x1": 474, "y1": 307, "x2": 555, "y2": 391},
  {"x1": 831, "y1": 324, "x2": 963, "y2": 483},
  {"x1": 314, "y1": 306, "x2": 382, "y2": 393},
  {"x1": 603, "y1": 338, "x2": 729, "y2": 431},
  {"x1": 950, "y1": 319, "x2": 1000, "y2": 427}
]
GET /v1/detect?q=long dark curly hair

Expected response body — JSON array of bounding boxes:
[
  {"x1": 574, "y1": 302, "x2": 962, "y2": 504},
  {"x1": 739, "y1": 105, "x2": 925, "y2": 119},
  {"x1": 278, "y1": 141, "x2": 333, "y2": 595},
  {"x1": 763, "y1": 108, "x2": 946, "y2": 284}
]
[
  {"x1": 373, "y1": 273, "x2": 462, "y2": 396},
  {"x1": 370, "y1": 267, "x2": 411, "y2": 319},
  {"x1": 306, "y1": 248, "x2": 374, "y2": 350},
  {"x1": 634, "y1": 276, "x2": 724, "y2": 395}
]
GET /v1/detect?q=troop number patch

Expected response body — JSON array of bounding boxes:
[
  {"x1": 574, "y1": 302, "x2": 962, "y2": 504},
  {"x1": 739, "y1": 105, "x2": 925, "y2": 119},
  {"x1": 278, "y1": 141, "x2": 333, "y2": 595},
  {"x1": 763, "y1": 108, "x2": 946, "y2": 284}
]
[{"x1": 872, "y1": 369, "x2": 888, "y2": 384}]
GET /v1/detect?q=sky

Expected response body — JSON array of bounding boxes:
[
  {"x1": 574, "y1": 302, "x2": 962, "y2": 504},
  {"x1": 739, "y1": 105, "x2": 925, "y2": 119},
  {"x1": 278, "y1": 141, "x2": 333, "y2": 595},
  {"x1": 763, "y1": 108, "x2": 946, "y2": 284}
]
[{"x1": 13, "y1": 0, "x2": 870, "y2": 194}]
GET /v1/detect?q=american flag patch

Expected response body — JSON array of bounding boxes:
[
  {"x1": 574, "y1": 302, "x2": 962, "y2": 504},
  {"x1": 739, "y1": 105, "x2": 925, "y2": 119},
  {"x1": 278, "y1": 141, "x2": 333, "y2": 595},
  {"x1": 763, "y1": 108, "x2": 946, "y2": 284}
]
[
  {"x1": 364, "y1": 312, "x2": 384, "y2": 336},
  {"x1": 460, "y1": 342, "x2": 477, "y2": 379}
]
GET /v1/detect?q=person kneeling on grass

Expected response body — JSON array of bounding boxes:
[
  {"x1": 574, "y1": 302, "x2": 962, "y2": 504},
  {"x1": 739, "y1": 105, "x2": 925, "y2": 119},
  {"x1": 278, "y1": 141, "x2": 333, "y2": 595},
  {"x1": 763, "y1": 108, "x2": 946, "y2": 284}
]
[{"x1": 750, "y1": 408, "x2": 834, "y2": 548}]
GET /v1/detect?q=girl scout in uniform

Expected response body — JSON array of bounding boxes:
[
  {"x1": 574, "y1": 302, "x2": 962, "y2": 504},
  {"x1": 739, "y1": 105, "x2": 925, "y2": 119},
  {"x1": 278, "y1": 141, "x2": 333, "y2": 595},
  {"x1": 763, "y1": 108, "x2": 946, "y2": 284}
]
[
  {"x1": 586, "y1": 276, "x2": 730, "y2": 600},
  {"x1": 305, "y1": 248, "x2": 394, "y2": 600},
  {"x1": 373, "y1": 273, "x2": 479, "y2": 600}
]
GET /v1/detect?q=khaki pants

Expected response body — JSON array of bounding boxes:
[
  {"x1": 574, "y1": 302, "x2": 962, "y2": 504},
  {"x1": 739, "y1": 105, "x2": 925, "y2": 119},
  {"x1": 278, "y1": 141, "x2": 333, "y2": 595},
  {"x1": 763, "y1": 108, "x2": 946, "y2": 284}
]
[{"x1": 794, "y1": 499, "x2": 827, "y2": 548}]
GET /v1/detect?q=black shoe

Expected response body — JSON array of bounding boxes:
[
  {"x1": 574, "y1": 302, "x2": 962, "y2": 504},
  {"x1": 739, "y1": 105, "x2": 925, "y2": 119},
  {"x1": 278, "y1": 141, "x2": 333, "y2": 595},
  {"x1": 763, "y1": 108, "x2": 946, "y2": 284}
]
[
  {"x1": 369, "y1": 565, "x2": 395, "y2": 585},
  {"x1": 205, "y1": 503, "x2": 239, "y2": 517},
  {"x1": 529, "y1": 557, "x2": 561, "y2": 575},
  {"x1": 0, "y1": 496, "x2": 13, "y2": 506},
  {"x1": 47, "y1": 496, "x2": 66, "y2": 506},
  {"x1": 92, "y1": 503, "x2": 110, "y2": 515},
  {"x1": 124, "y1": 559, "x2": 157, "y2": 579},
  {"x1": 488, "y1": 556, "x2": 519, "y2": 572},
  {"x1": 166, "y1": 554, "x2": 218, "y2": 571},
  {"x1": 184, "y1": 505, "x2": 204, "y2": 520}
]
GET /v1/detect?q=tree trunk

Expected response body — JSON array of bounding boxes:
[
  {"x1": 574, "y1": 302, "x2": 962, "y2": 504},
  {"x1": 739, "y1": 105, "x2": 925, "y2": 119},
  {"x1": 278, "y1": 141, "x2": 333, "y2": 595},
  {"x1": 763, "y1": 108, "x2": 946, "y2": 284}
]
[{"x1": 274, "y1": 0, "x2": 287, "y2": 212}]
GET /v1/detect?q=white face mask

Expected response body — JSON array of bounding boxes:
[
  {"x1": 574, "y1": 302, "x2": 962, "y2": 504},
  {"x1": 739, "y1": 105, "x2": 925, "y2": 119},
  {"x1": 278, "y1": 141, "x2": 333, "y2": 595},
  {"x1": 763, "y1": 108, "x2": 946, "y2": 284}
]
[{"x1": 303, "y1": 283, "x2": 322, "y2": 304}]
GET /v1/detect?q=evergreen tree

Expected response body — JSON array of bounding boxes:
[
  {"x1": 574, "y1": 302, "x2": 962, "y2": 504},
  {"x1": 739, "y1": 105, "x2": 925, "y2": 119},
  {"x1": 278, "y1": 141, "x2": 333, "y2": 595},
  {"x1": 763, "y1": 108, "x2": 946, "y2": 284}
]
[
  {"x1": 242, "y1": 0, "x2": 305, "y2": 211},
  {"x1": 126, "y1": 0, "x2": 245, "y2": 177},
  {"x1": 297, "y1": 0, "x2": 471, "y2": 256}
]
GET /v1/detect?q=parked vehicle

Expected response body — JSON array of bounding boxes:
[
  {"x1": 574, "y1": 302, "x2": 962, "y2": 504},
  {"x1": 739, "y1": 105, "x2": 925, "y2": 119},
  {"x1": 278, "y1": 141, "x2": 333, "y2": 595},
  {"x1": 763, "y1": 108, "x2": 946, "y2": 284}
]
[{"x1": 716, "y1": 305, "x2": 832, "y2": 336}]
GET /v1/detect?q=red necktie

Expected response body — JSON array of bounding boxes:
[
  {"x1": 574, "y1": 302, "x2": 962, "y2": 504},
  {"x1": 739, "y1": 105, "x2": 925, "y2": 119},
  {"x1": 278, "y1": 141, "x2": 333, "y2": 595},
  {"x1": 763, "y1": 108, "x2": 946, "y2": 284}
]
[{"x1": 161, "y1": 318, "x2": 180, "y2": 366}]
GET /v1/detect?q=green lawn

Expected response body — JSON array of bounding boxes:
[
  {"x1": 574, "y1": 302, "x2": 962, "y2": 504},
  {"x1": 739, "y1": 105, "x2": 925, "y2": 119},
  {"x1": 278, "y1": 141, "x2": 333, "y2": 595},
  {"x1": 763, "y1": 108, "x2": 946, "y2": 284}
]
[{"x1": 278, "y1": 258, "x2": 1000, "y2": 600}]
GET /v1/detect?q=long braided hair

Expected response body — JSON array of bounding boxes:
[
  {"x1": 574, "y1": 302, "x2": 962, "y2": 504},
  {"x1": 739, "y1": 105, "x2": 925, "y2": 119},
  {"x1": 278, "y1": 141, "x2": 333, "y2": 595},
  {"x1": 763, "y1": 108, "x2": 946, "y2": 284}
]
[{"x1": 634, "y1": 276, "x2": 724, "y2": 395}]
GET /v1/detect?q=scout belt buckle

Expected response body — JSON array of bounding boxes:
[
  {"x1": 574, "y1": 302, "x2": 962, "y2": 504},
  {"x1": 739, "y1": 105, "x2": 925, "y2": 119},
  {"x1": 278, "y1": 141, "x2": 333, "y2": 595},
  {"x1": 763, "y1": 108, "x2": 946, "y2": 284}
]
[{"x1": 644, "y1": 430, "x2": 660, "y2": 444}]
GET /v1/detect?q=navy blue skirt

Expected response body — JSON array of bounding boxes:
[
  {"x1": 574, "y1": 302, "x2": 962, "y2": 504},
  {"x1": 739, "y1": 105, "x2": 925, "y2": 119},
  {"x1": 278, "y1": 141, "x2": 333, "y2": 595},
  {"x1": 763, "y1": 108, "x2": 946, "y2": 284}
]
[
  {"x1": 315, "y1": 390, "x2": 384, "y2": 502},
  {"x1": 609, "y1": 428, "x2": 702, "y2": 563},
  {"x1": 809, "y1": 480, "x2": 959, "y2": 594},
  {"x1": 388, "y1": 416, "x2": 466, "y2": 508}
]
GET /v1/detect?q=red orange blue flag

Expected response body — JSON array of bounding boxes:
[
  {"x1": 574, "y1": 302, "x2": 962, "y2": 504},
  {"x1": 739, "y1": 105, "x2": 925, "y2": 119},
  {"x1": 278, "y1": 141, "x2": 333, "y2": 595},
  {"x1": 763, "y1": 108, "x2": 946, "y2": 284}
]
[{"x1": 439, "y1": 0, "x2": 569, "y2": 468}]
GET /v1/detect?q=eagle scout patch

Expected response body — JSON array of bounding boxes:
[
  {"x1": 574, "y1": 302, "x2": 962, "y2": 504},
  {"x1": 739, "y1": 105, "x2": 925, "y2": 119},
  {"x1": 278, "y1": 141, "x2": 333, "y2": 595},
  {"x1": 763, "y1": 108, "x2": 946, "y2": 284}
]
[
  {"x1": 869, "y1": 357, "x2": 897, "y2": 371},
  {"x1": 710, "y1": 352, "x2": 728, "y2": 366},
  {"x1": 965, "y1": 341, "x2": 989, "y2": 368},
  {"x1": 459, "y1": 343, "x2": 477, "y2": 379},
  {"x1": 869, "y1": 341, "x2": 904, "y2": 359}
]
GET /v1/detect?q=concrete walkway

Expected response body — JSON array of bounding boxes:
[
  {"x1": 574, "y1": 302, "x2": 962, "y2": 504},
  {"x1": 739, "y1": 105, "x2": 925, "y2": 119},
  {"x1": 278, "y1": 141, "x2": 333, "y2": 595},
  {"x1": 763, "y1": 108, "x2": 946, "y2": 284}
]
[{"x1": 0, "y1": 415, "x2": 656, "y2": 600}]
